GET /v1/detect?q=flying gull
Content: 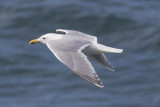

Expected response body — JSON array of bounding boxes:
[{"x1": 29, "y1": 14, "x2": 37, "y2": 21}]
[{"x1": 29, "y1": 29, "x2": 123, "y2": 88}]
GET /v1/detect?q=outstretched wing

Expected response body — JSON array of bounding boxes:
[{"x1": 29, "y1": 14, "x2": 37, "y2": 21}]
[
  {"x1": 56, "y1": 29, "x2": 97, "y2": 43},
  {"x1": 90, "y1": 54, "x2": 115, "y2": 71},
  {"x1": 47, "y1": 37, "x2": 103, "y2": 88}
]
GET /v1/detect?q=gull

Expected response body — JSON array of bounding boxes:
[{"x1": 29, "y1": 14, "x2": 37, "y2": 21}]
[{"x1": 29, "y1": 29, "x2": 123, "y2": 88}]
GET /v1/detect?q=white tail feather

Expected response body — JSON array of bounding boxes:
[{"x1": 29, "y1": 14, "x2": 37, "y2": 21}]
[{"x1": 96, "y1": 44, "x2": 123, "y2": 53}]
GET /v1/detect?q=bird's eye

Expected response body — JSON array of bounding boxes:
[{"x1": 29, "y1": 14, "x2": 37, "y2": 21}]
[{"x1": 42, "y1": 37, "x2": 46, "y2": 39}]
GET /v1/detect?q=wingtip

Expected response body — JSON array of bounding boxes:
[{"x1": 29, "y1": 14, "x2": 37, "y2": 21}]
[
  {"x1": 100, "y1": 85, "x2": 104, "y2": 88},
  {"x1": 94, "y1": 82, "x2": 104, "y2": 88},
  {"x1": 105, "y1": 66, "x2": 115, "y2": 72},
  {"x1": 98, "y1": 84, "x2": 104, "y2": 88},
  {"x1": 111, "y1": 69, "x2": 115, "y2": 72},
  {"x1": 108, "y1": 66, "x2": 115, "y2": 72},
  {"x1": 96, "y1": 84, "x2": 104, "y2": 88}
]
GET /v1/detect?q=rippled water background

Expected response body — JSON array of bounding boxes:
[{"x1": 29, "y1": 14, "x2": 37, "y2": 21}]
[{"x1": 0, "y1": 0, "x2": 160, "y2": 107}]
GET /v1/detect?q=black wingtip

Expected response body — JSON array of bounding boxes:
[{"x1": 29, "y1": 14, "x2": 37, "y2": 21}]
[
  {"x1": 94, "y1": 81, "x2": 104, "y2": 88},
  {"x1": 95, "y1": 84, "x2": 104, "y2": 88},
  {"x1": 109, "y1": 67, "x2": 115, "y2": 72}
]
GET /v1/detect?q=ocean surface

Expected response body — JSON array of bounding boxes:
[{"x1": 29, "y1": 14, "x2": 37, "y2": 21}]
[{"x1": 0, "y1": 0, "x2": 160, "y2": 107}]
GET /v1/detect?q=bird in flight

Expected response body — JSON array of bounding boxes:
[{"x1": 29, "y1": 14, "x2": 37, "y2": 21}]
[{"x1": 29, "y1": 29, "x2": 123, "y2": 88}]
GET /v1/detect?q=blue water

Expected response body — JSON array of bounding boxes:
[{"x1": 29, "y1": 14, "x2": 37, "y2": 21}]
[{"x1": 0, "y1": 0, "x2": 160, "y2": 107}]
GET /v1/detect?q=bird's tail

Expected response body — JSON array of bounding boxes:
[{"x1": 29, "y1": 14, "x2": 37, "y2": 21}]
[{"x1": 96, "y1": 44, "x2": 123, "y2": 53}]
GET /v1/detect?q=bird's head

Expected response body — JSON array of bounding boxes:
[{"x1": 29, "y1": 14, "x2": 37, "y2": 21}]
[{"x1": 29, "y1": 33, "x2": 64, "y2": 45}]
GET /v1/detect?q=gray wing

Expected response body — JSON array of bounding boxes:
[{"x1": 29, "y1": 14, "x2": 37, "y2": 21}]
[
  {"x1": 47, "y1": 38, "x2": 103, "y2": 88},
  {"x1": 90, "y1": 54, "x2": 115, "y2": 71},
  {"x1": 56, "y1": 29, "x2": 97, "y2": 43}
]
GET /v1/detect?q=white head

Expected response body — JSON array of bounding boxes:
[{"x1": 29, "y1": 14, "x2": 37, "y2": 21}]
[{"x1": 29, "y1": 33, "x2": 64, "y2": 45}]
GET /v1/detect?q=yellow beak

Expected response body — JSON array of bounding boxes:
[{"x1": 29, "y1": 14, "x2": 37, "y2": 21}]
[{"x1": 29, "y1": 39, "x2": 40, "y2": 44}]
